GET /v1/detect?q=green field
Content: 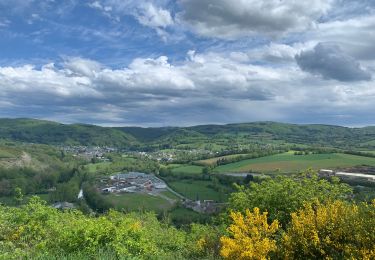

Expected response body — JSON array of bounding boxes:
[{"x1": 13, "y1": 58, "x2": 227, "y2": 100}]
[
  {"x1": 171, "y1": 165, "x2": 203, "y2": 174},
  {"x1": 85, "y1": 162, "x2": 112, "y2": 173},
  {"x1": 160, "y1": 190, "x2": 180, "y2": 200},
  {"x1": 197, "y1": 154, "x2": 248, "y2": 166},
  {"x1": 105, "y1": 193, "x2": 173, "y2": 212},
  {"x1": 168, "y1": 180, "x2": 227, "y2": 201},
  {"x1": 214, "y1": 152, "x2": 375, "y2": 173}
]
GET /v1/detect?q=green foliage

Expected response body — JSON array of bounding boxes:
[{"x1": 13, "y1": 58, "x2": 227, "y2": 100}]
[
  {"x1": 227, "y1": 170, "x2": 353, "y2": 225},
  {"x1": 0, "y1": 197, "x2": 218, "y2": 259},
  {"x1": 13, "y1": 187, "x2": 23, "y2": 205}
]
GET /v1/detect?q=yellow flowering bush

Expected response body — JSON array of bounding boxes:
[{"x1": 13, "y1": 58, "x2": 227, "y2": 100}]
[
  {"x1": 220, "y1": 208, "x2": 279, "y2": 259},
  {"x1": 282, "y1": 200, "x2": 375, "y2": 259}
]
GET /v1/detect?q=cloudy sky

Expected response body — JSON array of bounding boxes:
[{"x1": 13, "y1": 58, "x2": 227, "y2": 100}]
[{"x1": 0, "y1": 0, "x2": 374, "y2": 126}]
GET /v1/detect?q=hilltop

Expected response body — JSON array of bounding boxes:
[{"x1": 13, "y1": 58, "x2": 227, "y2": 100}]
[{"x1": 1, "y1": 118, "x2": 375, "y2": 150}]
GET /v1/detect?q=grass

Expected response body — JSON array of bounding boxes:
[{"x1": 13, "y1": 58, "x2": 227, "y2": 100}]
[
  {"x1": 168, "y1": 207, "x2": 209, "y2": 226},
  {"x1": 214, "y1": 152, "x2": 375, "y2": 173},
  {"x1": 196, "y1": 153, "x2": 248, "y2": 166},
  {"x1": 106, "y1": 193, "x2": 173, "y2": 212},
  {"x1": 85, "y1": 162, "x2": 112, "y2": 173},
  {"x1": 171, "y1": 165, "x2": 203, "y2": 174},
  {"x1": 168, "y1": 180, "x2": 227, "y2": 201},
  {"x1": 160, "y1": 191, "x2": 180, "y2": 200}
]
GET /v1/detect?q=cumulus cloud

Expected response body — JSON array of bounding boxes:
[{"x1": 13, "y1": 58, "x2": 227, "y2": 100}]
[
  {"x1": 136, "y1": 3, "x2": 173, "y2": 29},
  {"x1": 0, "y1": 53, "x2": 299, "y2": 125},
  {"x1": 0, "y1": 51, "x2": 375, "y2": 125},
  {"x1": 311, "y1": 15, "x2": 375, "y2": 60},
  {"x1": 177, "y1": 0, "x2": 333, "y2": 39},
  {"x1": 296, "y1": 43, "x2": 372, "y2": 82},
  {"x1": 64, "y1": 57, "x2": 102, "y2": 77}
]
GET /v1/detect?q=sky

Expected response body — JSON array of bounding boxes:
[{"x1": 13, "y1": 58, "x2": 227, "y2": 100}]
[{"x1": 0, "y1": 0, "x2": 374, "y2": 127}]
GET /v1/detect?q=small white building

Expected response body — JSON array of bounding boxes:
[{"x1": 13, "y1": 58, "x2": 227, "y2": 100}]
[
  {"x1": 102, "y1": 186, "x2": 116, "y2": 193},
  {"x1": 319, "y1": 169, "x2": 335, "y2": 177},
  {"x1": 120, "y1": 186, "x2": 137, "y2": 193},
  {"x1": 154, "y1": 182, "x2": 167, "y2": 189}
]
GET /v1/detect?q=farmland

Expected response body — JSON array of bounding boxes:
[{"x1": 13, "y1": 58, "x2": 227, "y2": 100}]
[
  {"x1": 214, "y1": 152, "x2": 375, "y2": 173},
  {"x1": 196, "y1": 153, "x2": 248, "y2": 166}
]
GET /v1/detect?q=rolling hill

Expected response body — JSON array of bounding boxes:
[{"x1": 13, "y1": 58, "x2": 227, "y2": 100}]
[{"x1": 1, "y1": 118, "x2": 375, "y2": 150}]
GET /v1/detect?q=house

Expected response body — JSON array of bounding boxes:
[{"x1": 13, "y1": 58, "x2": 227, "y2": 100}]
[
  {"x1": 102, "y1": 186, "x2": 116, "y2": 193},
  {"x1": 53, "y1": 202, "x2": 75, "y2": 210},
  {"x1": 154, "y1": 182, "x2": 167, "y2": 189},
  {"x1": 319, "y1": 169, "x2": 335, "y2": 177},
  {"x1": 120, "y1": 186, "x2": 137, "y2": 193}
]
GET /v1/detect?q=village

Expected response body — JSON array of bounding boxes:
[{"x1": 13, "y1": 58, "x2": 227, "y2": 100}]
[
  {"x1": 98, "y1": 171, "x2": 224, "y2": 214},
  {"x1": 100, "y1": 172, "x2": 167, "y2": 194}
]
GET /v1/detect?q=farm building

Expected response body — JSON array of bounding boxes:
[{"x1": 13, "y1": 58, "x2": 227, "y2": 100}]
[{"x1": 102, "y1": 172, "x2": 167, "y2": 193}]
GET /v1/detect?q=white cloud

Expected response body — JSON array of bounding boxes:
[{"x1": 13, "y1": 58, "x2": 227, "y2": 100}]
[
  {"x1": 311, "y1": 15, "x2": 375, "y2": 60},
  {"x1": 88, "y1": 1, "x2": 173, "y2": 39},
  {"x1": 136, "y1": 3, "x2": 173, "y2": 29},
  {"x1": 64, "y1": 57, "x2": 102, "y2": 77},
  {"x1": 177, "y1": 0, "x2": 334, "y2": 39},
  {"x1": 0, "y1": 18, "x2": 10, "y2": 28}
]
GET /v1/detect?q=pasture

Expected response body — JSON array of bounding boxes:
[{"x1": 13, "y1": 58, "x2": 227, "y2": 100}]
[
  {"x1": 196, "y1": 153, "x2": 248, "y2": 166},
  {"x1": 170, "y1": 165, "x2": 203, "y2": 174},
  {"x1": 168, "y1": 180, "x2": 228, "y2": 201},
  {"x1": 106, "y1": 193, "x2": 173, "y2": 213},
  {"x1": 214, "y1": 152, "x2": 375, "y2": 173}
]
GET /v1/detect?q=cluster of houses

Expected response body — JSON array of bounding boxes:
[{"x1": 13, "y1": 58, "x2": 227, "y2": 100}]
[
  {"x1": 61, "y1": 146, "x2": 117, "y2": 160},
  {"x1": 101, "y1": 172, "x2": 167, "y2": 194},
  {"x1": 319, "y1": 169, "x2": 375, "y2": 182},
  {"x1": 183, "y1": 199, "x2": 226, "y2": 214}
]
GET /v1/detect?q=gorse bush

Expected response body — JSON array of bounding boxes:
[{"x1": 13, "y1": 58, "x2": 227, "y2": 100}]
[
  {"x1": 282, "y1": 199, "x2": 375, "y2": 259},
  {"x1": 220, "y1": 208, "x2": 279, "y2": 260},
  {"x1": 220, "y1": 200, "x2": 375, "y2": 260}
]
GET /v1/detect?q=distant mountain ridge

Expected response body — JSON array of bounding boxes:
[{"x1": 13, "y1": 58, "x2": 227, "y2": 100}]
[{"x1": 1, "y1": 118, "x2": 375, "y2": 149}]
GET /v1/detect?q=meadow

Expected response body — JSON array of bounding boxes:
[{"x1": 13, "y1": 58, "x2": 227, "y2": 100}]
[
  {"x1": 170, "y1": 164, "x2": 203, "y2": 174},
  {"x1": 168, "y1": 179, "x2": 228, "y2": 201},
  {"x1": 196, "y1": 153, "x2": 248, "y2": 166},
  {"x1": 105, "y1": 193, "x2": 174, "y2": 212},
  {"x1": 214, "y1": 152, "x2": 375, "y2": 173}
]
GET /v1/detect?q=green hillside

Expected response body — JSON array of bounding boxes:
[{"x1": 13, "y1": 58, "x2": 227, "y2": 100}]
[
  {"x1": 0, "y1": 118, "x2": 137, "y2": 147},
  {"x1": 2, "y1": 118, "x2": 375, "y2": 150}
]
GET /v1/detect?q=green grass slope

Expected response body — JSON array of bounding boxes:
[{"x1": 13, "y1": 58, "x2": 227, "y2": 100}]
[{"x1": 214, "y1": 152, "x2": 375, "y2": 173}]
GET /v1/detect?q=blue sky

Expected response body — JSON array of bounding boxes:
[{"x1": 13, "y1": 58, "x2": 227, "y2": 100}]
[{"x1": 0, "y1": 0, "x2": 374, "y2": 126}]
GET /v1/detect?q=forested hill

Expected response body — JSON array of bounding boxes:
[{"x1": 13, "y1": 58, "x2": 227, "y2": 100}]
[
  {"x1": 0, "y1": 118, "x2": 136, "y2": 147},
  {"x1": 119, "y1": 122, "x2": 375, "y2": 149},
  {"x1": 1, "y1": 118, "x2": 375, "y2": 149}
]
